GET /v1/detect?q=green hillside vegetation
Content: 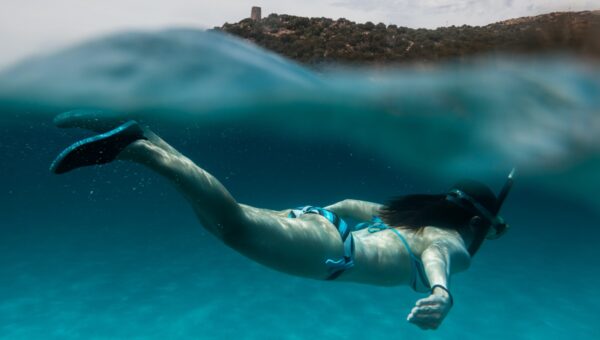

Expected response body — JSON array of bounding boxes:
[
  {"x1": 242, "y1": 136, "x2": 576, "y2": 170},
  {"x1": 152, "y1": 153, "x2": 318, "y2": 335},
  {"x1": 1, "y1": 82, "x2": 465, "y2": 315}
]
[{"x1": 216, "y1": 11, "x2": 600, "y2": 66}]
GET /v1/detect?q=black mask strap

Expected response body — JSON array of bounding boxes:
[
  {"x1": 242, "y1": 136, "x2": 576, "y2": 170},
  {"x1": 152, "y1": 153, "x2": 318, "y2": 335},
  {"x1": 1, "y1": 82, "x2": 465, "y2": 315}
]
[
  {"x1": 446, "y1": 190, "x2": 496, "y2": 257},
  {"x1": 467, "y1": 218, "x2": 490, "y2": 256}
]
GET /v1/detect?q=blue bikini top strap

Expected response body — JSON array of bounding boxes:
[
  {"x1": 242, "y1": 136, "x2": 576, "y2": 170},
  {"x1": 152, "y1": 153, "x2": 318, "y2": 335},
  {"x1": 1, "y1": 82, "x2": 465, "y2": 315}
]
[
  {"x1": 367, "y1": 216, "x2": 431, "y2": 292},
  {"x1": 367, "y1": 218, "x2": 416, "y2": 258}
]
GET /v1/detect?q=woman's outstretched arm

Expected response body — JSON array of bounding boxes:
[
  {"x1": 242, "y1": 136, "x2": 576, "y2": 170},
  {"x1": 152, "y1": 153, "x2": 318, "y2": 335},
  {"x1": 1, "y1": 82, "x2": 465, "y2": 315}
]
[
  {"x1": 324, "y1": 199, "x2": 383, "y2": 221},
  {"x1": 407, "y1": 232, "x2": 471, "y2": 330}
]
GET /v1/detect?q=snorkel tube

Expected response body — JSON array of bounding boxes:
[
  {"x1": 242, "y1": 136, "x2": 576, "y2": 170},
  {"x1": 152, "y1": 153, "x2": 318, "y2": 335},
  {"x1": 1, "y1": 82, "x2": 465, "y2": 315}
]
[
  {"x1": 494, "y1": 168, "x2": 516, "y2": 215},
  {"x1": 486, "y1": 168, "x2": 515, "y2": 240}
]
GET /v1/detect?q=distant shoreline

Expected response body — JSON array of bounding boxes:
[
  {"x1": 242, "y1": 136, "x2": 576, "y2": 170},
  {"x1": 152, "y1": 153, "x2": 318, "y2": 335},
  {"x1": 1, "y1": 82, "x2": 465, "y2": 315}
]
[{"x1": 215, "y1": 10, "x2": 600, "y2": 66}]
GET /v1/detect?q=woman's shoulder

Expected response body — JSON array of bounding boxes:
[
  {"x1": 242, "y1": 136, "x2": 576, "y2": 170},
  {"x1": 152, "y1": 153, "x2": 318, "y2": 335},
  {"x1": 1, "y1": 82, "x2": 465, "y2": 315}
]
[
  {"x1": 418, "y1": 227, "x2": 470, "y2": 256},
  {"x1": 420, "y1": 226, "x2": 463, "y2": 242},
  {"x1": 422, "y1": 226, "x2": 471, "y2": 271}
]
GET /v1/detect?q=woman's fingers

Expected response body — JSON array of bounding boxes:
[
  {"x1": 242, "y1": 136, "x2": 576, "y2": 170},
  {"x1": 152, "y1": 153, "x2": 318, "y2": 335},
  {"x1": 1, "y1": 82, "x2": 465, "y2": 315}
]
[
  {"x1": 410, "y1": 303, "x2": 442, "y2": 315},
  {"x1": 410, "y1": 311, "x2": 442, "y2": 320},
  {"x1": 409, "y1": 306, "x2": 439, "y2": 320},
  {"x1": 408, "y1": 308, "x2": 441, "y2": 321},
  {"x1": 407, "y1": 314, "x2": 441, "y2": 330},
  {"x1": 416, "y1": 295, "x2": 445, "y2": 306},
  {"x1": 412, "y1": 305, "x2": 435, "y2": 313},
  {"x1": 408, "y1": 305, "x2": 442, "y2": 324}
]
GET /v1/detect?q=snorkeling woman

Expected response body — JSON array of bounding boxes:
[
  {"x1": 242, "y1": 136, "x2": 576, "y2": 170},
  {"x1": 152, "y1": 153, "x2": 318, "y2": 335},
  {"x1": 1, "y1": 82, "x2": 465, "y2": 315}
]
[{"x1": 50, "y1": 113, "x2": 513, "y2": 330}]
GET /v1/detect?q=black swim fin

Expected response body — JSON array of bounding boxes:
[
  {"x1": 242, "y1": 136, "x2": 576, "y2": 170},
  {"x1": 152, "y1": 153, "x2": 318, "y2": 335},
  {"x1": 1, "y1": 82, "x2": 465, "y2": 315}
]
[{"x1": 50, "y1": 120, "x2": 146, "y2": 174}]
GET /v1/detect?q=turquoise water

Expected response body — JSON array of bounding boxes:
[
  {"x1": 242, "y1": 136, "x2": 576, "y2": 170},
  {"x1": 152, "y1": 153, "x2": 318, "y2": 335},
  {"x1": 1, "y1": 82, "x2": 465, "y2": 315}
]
[{"x1": 0, "y1": 30, "x2": 599, "y2": 339}]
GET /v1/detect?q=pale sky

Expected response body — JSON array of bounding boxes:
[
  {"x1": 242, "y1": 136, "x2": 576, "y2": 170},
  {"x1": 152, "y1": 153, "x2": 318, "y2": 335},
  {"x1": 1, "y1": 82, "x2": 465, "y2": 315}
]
[{"x1": 0, "y1": 0, "x2": 597, "y2": 69}]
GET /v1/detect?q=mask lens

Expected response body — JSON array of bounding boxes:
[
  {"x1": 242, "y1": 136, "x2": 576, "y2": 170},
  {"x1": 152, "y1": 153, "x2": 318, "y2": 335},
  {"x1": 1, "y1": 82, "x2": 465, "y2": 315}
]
[{"x1": 487, "y1": 223, "x2": 509, "y2": 239}]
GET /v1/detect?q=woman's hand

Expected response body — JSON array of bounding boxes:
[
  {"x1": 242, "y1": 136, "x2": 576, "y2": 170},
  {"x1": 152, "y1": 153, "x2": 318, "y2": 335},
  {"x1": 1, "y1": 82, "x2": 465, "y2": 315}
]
[{"x1": 407, "y1": 287, "x2": 452, "y2": 330}]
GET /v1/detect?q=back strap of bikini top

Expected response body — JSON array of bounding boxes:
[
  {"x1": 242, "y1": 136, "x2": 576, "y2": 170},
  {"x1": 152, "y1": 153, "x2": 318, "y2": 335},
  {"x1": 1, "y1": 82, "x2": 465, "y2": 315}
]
[{"x1": 367, "y1": 217, "x2": 431, "y2": 292}]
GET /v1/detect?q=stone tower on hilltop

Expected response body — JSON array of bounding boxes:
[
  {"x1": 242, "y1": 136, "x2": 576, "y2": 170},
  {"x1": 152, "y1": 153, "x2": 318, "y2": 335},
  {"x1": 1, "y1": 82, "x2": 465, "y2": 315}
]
[{"x1": 251, "y1": 6, "x2": 262, "y2": 21}]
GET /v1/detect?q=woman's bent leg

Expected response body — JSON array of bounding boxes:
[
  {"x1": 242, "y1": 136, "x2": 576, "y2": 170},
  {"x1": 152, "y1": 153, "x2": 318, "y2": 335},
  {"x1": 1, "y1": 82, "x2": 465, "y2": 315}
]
[
  {"x1": 118, "y1": 138, "x2": 344, "y2": 279},
  {"x1": 119, "y1": 139, "x2": 243, "y2": 242}
]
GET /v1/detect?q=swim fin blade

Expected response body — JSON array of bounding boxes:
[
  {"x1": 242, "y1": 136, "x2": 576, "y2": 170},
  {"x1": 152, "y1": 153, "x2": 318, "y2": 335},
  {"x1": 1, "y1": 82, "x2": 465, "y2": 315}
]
[{"x1": 50, "y1": 120, "x2": 145, "y2": 174}]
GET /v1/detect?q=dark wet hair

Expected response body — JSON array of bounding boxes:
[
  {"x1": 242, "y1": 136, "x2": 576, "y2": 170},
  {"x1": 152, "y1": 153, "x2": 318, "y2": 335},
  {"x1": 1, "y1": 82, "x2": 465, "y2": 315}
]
[{"x1": 379, "y1": 180, "x2": 498, "y2": 238}]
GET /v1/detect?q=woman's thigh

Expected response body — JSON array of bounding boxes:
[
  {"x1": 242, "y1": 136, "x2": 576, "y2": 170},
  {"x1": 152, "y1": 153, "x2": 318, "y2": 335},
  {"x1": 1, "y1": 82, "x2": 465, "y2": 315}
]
[{"x1": 212, "y1": 204, "x2": 345, "y2": 279}]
